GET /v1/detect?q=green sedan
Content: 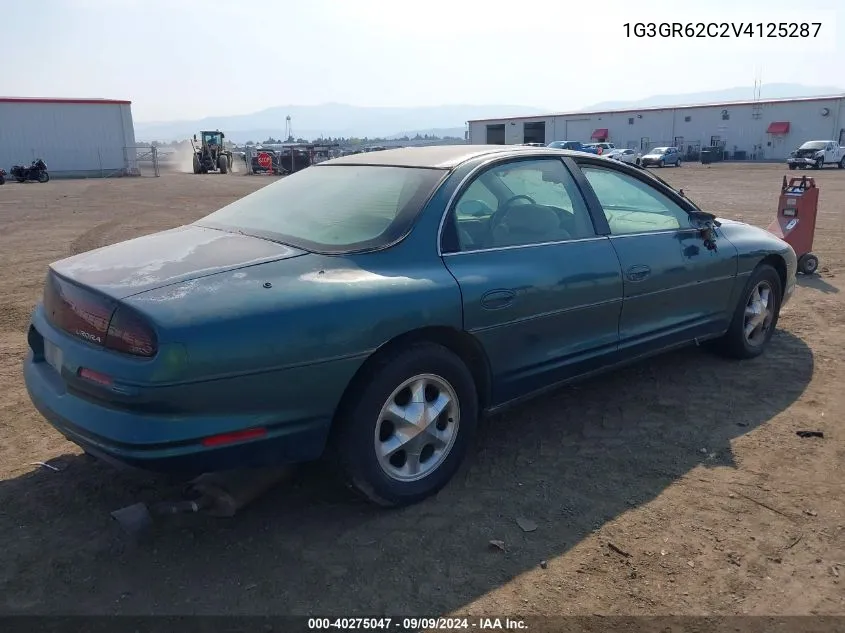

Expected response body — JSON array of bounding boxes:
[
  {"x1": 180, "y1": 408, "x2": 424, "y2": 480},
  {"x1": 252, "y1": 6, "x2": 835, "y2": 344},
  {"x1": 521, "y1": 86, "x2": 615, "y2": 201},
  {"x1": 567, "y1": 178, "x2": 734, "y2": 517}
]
[{"x1": 24, "y1": 146, "x2": 797, "y2": 507}]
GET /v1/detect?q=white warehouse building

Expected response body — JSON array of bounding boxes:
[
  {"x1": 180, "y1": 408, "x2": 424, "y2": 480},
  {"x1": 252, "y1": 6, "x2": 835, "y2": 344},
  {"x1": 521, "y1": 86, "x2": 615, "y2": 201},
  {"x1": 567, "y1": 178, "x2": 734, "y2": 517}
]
[
  {"x1": 0, "y1": 97, "x2": 138, "y2": 177},
  {"x1": 467, "y1": 94, "x2": 845, "y2": 161}
]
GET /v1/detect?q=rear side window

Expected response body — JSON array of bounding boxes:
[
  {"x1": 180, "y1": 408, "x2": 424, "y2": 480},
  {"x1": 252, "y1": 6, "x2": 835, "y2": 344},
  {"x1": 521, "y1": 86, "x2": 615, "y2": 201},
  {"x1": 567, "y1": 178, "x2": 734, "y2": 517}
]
[{"x1": 450, "y1": 158, "x2": 595, "y2": 252}]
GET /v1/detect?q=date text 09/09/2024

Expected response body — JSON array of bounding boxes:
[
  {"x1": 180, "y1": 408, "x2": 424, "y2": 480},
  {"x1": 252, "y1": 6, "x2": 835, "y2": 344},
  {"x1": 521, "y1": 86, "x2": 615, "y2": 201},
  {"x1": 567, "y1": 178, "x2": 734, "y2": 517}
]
[
  {"x1": 624, "y1": 22, "x2": 822, "y2": 38},
  {"x1": 307, "y1": 617, "x2": 527, "y2": 630}
]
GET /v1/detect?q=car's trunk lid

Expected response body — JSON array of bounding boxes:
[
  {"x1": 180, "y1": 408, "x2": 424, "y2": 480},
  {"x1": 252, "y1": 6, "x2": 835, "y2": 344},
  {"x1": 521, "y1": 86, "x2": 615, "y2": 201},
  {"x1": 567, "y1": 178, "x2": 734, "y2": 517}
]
[{"x1": 50, "y1": 224, "x2": 307, "y2": 300}]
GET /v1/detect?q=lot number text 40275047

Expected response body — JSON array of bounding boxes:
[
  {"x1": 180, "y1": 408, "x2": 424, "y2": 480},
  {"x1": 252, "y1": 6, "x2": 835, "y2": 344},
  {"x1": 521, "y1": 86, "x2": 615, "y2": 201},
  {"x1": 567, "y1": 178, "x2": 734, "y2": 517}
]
[{"x1": 623, "y1": 22, "x2": 822, "y2": 38}]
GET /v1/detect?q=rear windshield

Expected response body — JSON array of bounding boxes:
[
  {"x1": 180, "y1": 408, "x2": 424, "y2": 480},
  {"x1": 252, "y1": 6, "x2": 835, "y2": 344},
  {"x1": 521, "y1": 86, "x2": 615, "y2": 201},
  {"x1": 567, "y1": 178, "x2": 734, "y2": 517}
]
[
  {"x1": 799, "y1": 141, "x2": 826, "y2": 150},
  {"x1": 196, "y1": 164, "x2": 447, "y2": 253}
]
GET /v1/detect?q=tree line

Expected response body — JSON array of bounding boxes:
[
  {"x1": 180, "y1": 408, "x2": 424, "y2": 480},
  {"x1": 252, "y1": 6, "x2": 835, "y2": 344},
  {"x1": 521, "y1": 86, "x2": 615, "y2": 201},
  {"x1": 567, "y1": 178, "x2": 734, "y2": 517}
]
[{"x1": 150, "y1": 132, "x2": 463, "y2": 147}]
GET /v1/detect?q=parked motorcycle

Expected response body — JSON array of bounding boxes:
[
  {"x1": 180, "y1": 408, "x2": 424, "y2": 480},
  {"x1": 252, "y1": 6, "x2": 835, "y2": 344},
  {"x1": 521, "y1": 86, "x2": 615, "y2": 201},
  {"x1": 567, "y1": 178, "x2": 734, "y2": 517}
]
[
  {"x1": 11, "y1": 158, "x2": 49, "y2": 183},
  {"x1": 0, "y1": 168, "x2": 6, "y2": 185}
]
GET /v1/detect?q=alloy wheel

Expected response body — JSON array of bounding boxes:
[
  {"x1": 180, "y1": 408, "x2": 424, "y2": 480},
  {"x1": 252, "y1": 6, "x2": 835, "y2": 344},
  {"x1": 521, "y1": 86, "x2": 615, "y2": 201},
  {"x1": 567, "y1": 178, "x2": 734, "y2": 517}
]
[
  {"x1": 743, "y1": 281, "x2": 774, "y2": 346},
  {"x1": 374, "y1": 373, "x2": 460, "y2": 482}
]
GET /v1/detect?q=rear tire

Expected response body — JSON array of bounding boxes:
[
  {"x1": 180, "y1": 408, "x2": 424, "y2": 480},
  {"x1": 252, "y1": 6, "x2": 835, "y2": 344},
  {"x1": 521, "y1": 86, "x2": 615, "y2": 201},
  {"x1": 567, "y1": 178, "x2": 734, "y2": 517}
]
[
  {"x1": 712, "y1": 264, "x2": 782, "y2": 360},
  {"x1": 218, "y1": 155, "x2": 228, "y2": 174},
  {"x1": 788, "y1": 164, "x2": 797, "y2": 170},
  {"x1": 839, "y1": 157, "x2": 845, "y2": 169},
  {"x1": 332, "y1": 342, "x2": 478, "y2": 507}
]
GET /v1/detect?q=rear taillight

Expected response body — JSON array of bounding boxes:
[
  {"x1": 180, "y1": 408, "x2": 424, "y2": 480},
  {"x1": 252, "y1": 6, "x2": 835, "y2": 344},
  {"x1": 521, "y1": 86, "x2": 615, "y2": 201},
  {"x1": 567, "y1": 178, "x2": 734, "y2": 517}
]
[
  {"x1": 104, "y1": 306, "x2": 158, "y2": 357},
  {"x1": 43, "y1": 271, "x2": 114, "y2": 345},
  {"x1": 43, "y1": 270, "x2": 157, "y2": 358}
]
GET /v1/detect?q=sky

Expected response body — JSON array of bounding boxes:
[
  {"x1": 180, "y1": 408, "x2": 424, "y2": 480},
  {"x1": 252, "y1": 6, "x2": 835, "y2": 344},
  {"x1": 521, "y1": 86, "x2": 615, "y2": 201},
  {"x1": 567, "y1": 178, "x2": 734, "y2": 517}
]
[{"x1": 2, "y1": 0, "x2": 843, "y2": 122}]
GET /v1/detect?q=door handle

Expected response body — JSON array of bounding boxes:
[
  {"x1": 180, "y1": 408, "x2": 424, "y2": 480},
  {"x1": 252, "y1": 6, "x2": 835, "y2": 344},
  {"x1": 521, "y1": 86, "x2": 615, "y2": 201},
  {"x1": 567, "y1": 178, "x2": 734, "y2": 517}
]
[
  {"x1": 480, "y1": 289, "x2": 516, "y2": 310},
  {"x1": 626, "y1": 265, "x2": 651, "y2": 282}
]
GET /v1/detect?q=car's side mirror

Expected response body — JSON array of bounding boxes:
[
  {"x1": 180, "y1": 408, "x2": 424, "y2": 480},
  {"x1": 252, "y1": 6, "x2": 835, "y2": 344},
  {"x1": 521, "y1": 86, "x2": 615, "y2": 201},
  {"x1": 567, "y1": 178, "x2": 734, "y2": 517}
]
[{"x1": 689, "y1": 210, "x2": 721, "y2": 251}]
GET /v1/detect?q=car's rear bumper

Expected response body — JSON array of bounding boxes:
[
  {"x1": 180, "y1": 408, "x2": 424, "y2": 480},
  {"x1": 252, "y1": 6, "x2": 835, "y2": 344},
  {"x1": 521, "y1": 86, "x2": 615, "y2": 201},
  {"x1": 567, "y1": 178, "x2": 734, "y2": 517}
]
[
  {"x1": 24, "y1": 351, "x2": 333, "y2": 473},
  {"x1": 22, "y1": 299, "x2": 355, "y2": 474},
  {"x1": 24, "y1": 352, "x2": 333, "y2": 474}
]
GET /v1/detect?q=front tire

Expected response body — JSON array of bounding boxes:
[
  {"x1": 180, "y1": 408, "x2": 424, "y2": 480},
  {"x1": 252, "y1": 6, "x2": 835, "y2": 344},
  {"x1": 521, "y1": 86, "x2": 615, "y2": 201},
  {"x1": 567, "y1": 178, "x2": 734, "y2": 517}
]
[
  {"x1": 815, "y1": 158, "x2": 823, "y2": 170},
  {"x1": 839, "y1": 157, "x2": 845, "y2": 169},
  {"x1": 37, "y1": 171, "x2": 49, "y2": 183},
  {"x1": 333, "y1": 342, "x2": 478, "y2": 507},
  {"x1": 713, "y1": 264, "x2": 782, "y2": 360}
]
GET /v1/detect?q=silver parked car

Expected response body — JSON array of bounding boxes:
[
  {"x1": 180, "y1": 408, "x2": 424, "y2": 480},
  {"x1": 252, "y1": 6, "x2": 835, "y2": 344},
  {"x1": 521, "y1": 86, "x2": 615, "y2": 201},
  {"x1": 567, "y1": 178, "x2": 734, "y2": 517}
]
[{"x1": 641, "y1": 146, "x2": 682, "y2": 168}]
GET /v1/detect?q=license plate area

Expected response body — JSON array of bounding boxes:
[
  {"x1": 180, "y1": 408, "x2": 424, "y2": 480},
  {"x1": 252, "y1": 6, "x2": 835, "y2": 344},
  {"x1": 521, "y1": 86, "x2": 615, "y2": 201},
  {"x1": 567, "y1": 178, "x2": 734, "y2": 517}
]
[{"x1": 44, "y1": 339, "x2": 64, "y2": 374}]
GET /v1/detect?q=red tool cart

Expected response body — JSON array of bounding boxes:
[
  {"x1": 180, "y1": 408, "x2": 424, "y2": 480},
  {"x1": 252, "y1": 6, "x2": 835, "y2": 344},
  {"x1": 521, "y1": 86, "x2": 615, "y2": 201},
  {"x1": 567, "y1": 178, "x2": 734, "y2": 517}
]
[{"x1": 767, "y1": 175, "x2": 820, "y2": 275}]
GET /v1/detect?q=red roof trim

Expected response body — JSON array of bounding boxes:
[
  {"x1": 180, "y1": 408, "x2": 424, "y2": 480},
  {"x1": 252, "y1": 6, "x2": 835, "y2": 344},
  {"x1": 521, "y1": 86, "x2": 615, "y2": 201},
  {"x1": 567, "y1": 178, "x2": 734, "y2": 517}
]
[
  {"x1": 469, "y1": 93, "x2": 845, "y2": 124},
  {"x1": 766, "y1": 121, "x2": 790, "y2": 134},
  {"x1": 591, "y1": 128, "x2": 609, "y2": 139},
  {"x1": 0, "y1": 97, "x2": 131, "y2": 105}
]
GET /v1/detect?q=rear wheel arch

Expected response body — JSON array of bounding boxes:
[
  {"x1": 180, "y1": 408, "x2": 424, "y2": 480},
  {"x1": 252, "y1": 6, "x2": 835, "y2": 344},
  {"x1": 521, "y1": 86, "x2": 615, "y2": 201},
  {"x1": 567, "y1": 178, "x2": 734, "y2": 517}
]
[{"x1": 331, "y1": 326, "x2": 492, "y2": 429}]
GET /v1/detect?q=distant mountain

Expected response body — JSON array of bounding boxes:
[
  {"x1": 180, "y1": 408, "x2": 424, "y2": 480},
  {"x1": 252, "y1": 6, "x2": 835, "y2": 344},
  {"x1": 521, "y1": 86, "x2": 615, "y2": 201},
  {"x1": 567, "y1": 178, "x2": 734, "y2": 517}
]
[
  {"x1": 582, "y1": 83, "x2": 845, "y2": 112},
  {"x1": 134, "y1": 103, "x2": 546, "y2": 143},
  {"x1": 136, "y1": 85, "x2": 845, "y2": 143}
]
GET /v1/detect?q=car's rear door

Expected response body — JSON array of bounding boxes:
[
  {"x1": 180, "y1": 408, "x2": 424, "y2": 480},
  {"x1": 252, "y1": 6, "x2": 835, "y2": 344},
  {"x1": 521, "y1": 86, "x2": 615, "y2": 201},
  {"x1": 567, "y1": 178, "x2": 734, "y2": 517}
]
[
  {"x1": 571, "y1": 157, "x2": 738, "y2": 357},
  {"x1": 440, "y1": 155, "x2": 623, "y2": 406}
]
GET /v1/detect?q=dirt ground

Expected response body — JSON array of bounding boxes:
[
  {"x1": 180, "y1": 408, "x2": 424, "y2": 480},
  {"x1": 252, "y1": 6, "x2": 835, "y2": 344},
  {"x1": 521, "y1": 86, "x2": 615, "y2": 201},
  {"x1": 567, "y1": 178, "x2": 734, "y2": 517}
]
[{"x1": 0, "y1": 163, "x2": 843, "y2": 618}]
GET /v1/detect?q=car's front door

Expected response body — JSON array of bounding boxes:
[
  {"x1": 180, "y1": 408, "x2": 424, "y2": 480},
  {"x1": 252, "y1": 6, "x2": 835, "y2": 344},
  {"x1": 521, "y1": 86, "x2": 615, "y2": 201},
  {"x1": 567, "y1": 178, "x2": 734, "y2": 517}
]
[
  {"x1": 440, "y1": 156, "x2": 623, "y2": 405},
  {"x1": 574, "y1": 160, "x2": 738, "y2": 357}
]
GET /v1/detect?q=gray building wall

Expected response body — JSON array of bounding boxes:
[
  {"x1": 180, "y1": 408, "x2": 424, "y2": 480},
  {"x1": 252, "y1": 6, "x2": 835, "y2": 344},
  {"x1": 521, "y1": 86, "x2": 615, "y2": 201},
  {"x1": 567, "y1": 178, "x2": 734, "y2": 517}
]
[
  {"x1": 469, "y1": 96, "x2": 845, "y2": 160},
  {"x1": 0, "y1": 99, "x2": 138, "y2": 177}
]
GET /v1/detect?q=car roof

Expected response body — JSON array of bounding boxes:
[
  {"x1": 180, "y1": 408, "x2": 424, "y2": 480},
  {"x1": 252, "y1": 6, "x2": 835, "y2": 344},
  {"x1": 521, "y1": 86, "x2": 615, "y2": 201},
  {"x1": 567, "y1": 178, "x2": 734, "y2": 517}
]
[{"x1": 320, "y1": 144, "x2": 584, "y2": 169}]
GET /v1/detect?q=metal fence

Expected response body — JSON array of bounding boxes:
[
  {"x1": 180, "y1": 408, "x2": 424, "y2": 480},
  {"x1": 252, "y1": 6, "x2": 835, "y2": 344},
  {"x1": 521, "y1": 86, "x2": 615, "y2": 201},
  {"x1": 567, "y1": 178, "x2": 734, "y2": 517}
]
[
  {"x1": 127, "y1": 145, "x2": 160, "y2": 177},
  {"x1": 0, "y1": 145, "x2": 162, "y2": 178}
]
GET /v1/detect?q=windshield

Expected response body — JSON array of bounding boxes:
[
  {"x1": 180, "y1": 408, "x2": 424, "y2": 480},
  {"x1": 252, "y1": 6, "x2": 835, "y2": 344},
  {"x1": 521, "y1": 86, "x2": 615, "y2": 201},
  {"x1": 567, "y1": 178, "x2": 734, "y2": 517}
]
[
  {"x1": 799, "y1": 141, "x2": 826, "y2": 150},
  {"x1": 195, "y1": 165, "x2": 447, "y2": 253},
  {"x1": 649, "y1": 147, "x2": 668, "y2": 154},
  {"x1": 547, "y1": 141, "x2": 570, "y2": 149}
]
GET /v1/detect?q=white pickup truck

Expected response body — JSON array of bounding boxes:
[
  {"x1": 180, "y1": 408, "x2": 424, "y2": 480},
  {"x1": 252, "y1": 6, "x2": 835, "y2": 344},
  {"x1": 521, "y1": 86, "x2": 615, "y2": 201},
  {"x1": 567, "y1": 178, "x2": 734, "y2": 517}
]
[{"x1": 786, "y1": 140, "x2": 845, "y2": 170}]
